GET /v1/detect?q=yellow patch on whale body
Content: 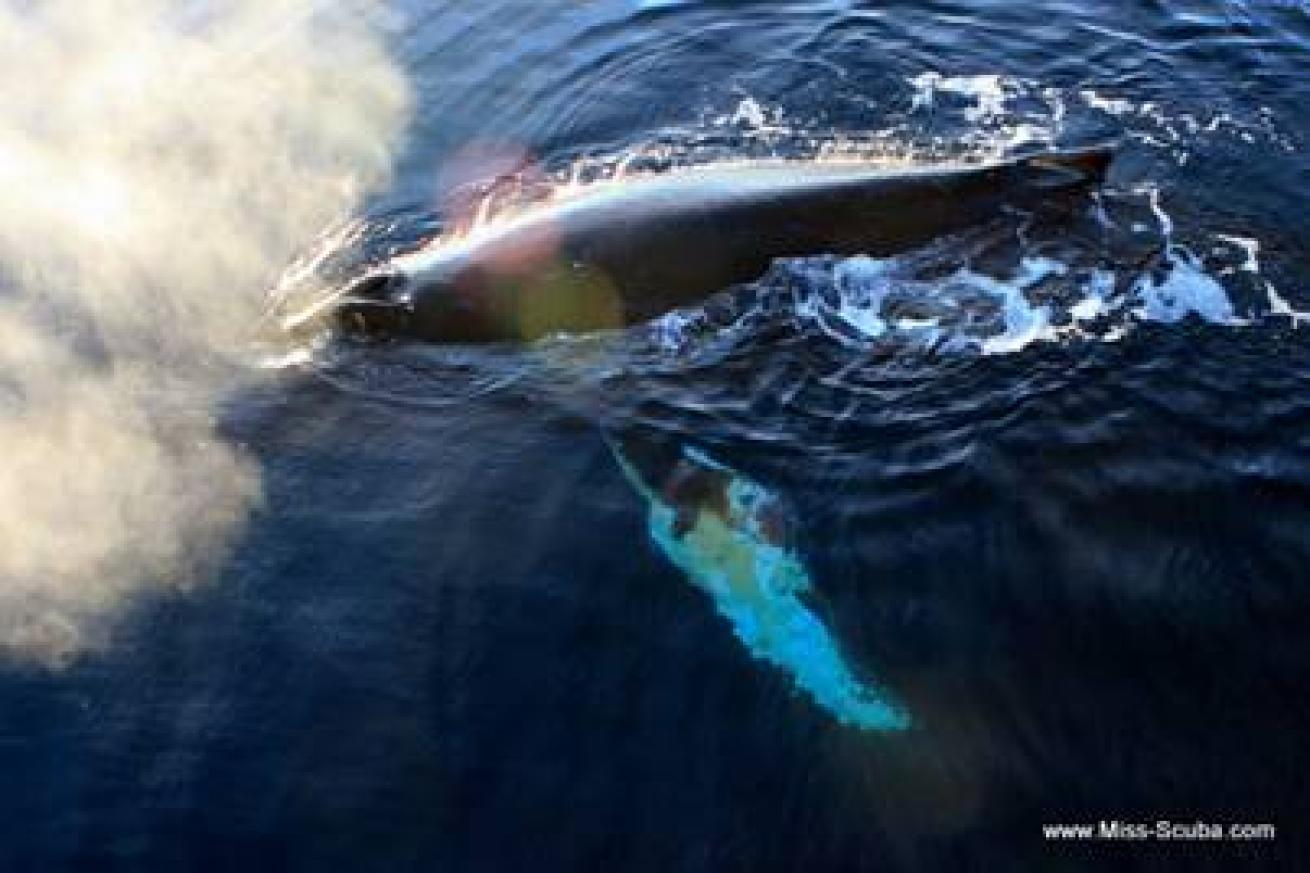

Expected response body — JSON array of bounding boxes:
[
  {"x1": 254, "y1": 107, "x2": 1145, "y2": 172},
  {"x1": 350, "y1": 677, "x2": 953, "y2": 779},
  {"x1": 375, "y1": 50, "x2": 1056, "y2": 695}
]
[{"x1": 509, "y1": 260, "x2": 624, "y2": 341}]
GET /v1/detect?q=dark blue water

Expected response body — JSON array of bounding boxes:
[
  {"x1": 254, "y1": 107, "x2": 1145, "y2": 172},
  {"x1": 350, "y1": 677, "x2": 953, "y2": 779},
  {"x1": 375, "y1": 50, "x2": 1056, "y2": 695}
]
[{"x1": 5, "y1": 1, "x2": 1310, "y2": 869}]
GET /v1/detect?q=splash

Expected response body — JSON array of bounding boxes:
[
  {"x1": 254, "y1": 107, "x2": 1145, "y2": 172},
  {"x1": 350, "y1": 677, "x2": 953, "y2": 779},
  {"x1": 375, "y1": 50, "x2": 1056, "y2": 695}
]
[
  {"x1": 904, "y1": 71, "x2": 1293, "y2": 161},
  {"x1": 907, "y1": 72, "x2": 1065, "y2": 155},
  {"x1": 650, "y1": 243, "x2": 1242, "y2": 360},
  {"x1": 611, "y1": 440, "x2": 909, "y2": 731},
  {"x1": 639, "y1": 173, "x2": 1300, "y2": 363},
  {"x1": 1214, "y1": 233, "x2": 1310, "y2": 325},
  {"x1": 0, "y1": 0, "x2": 410, "y2": 666},
  {"x1": 909, "y1": 72, "x2": 1015, "y2": 123},
  {"x1": 294, "y1": 65, "x2": 1295, "y2": 341}
]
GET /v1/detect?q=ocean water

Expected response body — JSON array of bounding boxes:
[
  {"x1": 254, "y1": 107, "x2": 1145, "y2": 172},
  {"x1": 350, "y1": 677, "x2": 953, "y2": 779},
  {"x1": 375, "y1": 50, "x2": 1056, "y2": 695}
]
[{"x1": 4, "y1": 0, "x2": 1310, "y2": 869}]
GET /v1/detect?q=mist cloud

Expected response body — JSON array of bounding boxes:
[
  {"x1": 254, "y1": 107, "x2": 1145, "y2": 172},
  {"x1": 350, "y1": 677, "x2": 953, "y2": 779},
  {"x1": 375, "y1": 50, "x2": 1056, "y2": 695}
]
[{"x1": 0, "y1": 0, "x2": 410, "y2": 666}]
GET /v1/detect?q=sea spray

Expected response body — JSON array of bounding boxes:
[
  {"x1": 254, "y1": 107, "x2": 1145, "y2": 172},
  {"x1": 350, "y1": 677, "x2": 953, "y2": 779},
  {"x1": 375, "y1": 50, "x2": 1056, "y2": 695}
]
[{"x1": 0, "y1": 0, "x2": 411, "y2": 665}]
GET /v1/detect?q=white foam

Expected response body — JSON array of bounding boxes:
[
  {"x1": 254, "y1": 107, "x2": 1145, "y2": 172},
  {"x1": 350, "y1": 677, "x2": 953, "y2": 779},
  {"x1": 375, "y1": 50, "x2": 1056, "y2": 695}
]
[
  {"x1": 980, "y1": 257, "x2": 1064, "y2": 355},
  {"x1": 1215, "y1": 233, "x2": 1261, "y2": 274},
  {"x1": 1079, "y1": 88, "x2": 1135, "y2": 116},
  {"x1": 910, "y1": 72, "x2": 1011, "y2": 123},
  {"x1": 792, "y1": 253, "x2": 1069, "y2": 355},
  {"x1": 828, "y1": 255, "x2": 894, "y2": 338},
  {"x1": 729, "y1": 97, "x2": 769, "y2": 129},
  {"x1": 906, "y1": 72, "x2": 1065, "y2": 153},
  {"x1": 1214, "y1": 234, "x2": 1310, "y2": 325},
  {"x1": 1263, "y1": 283, "x2": 1310, "y2": 325},
  {"x1": 1133, "y1": 248, "x2": 1235, "y2": 324},
  {"x1": 1142, "y1": 184, "x2": 1175, "y2": 239},
  {"x1": 1070, "y1": 269, "x2": 1116, "y2": 322}
]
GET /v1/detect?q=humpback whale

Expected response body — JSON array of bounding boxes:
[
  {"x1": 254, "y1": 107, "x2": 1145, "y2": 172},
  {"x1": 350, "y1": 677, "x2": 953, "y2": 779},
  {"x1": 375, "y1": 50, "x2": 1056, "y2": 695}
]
[
  {"x1": 610, "y1": 435, "x2": 910, "y2": 730},
  {"x1": 334, "y1": 145, "x2": 1112, "y2": 343}
]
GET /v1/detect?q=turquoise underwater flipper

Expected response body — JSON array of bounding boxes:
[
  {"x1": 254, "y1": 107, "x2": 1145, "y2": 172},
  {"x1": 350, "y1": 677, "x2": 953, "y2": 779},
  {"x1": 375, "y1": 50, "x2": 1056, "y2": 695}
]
[{"x1": 609, "y1": 436, "x2": 910, "y2": 732}]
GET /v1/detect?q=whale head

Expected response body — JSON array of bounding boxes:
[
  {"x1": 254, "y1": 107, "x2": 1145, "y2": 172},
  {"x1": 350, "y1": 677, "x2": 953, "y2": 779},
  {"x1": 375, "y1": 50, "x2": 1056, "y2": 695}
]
[
  {"x1": 333, "y1": 260, "x2": 501, "y2": 342},
  {"x1": 333, "y1": 271, "x2": 416, "y2": 338}
]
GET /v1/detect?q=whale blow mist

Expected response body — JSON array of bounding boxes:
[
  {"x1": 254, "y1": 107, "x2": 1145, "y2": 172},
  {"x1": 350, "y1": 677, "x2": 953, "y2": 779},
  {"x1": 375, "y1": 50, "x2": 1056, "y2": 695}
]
[{"x1": 0, "y1": 0, "x2": 410, "y2": 666}]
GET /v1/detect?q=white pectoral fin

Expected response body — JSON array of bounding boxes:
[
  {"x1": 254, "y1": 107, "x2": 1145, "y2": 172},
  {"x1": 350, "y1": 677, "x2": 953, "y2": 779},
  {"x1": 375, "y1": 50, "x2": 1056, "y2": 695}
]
[{"x1": 612, "y1": 437, "x2": 910, "y2": 731}]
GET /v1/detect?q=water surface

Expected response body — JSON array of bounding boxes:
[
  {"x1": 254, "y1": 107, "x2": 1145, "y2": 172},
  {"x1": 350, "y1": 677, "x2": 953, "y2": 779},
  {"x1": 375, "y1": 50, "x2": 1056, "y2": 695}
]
[{"x1": 5, "y1": 0, "x2": 1310, "y2": 869}]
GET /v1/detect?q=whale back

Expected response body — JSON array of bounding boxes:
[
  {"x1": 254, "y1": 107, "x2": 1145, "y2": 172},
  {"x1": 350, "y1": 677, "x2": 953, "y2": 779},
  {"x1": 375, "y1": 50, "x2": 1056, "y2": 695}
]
[{"x1": 337, "y1": 146, "x2": 1112, "y2": 343}]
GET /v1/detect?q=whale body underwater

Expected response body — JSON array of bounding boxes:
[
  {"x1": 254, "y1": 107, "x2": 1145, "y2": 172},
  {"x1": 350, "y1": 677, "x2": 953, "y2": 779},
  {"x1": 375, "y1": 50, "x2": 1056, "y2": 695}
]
[{"x1": 334, "y1": 145, "x2": 1113, "y2": 343}]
